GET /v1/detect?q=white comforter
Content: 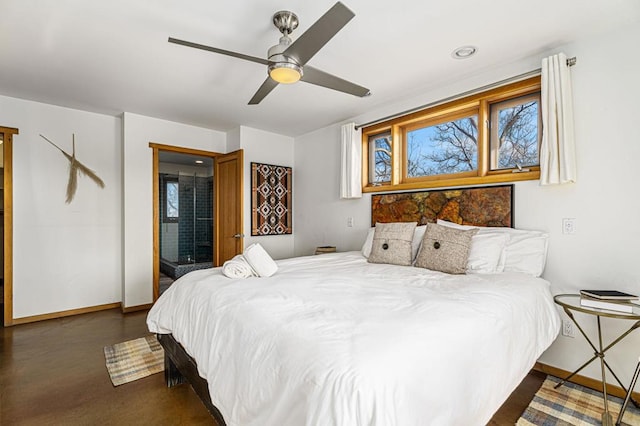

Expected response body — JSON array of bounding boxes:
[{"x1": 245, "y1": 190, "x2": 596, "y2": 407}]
[{"x1": 147, "y1": 251, "x2": 560, "y2": 426}]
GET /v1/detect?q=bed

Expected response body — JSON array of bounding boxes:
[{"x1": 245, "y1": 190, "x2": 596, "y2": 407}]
[{"x1": 147, "y1": 185, "x2": 561, "y2": 426}]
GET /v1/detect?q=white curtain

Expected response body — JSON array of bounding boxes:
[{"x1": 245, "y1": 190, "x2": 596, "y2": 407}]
[
  {"x1": 340, "y1": 122, "x2": 362, "y2": 199},
  {"x1": 540, "y1": 52, "x2": 577, "y2": 185}
]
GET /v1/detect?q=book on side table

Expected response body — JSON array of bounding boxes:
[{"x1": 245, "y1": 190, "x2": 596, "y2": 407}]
[
  {"x1": 579, "y1": 290, "x2": 638, "y2": 313},
  {"x1": 580, "y1": 290, "x2": 639, "y2": 300}
]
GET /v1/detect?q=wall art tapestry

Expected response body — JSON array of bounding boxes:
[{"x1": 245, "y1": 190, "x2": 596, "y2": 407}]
[
  {"x1": 371, "y1": 185, "x2": 513, "y2": 227},
  {"x1": 251, "y1": 162, "x2": 292, "y2": 236}
]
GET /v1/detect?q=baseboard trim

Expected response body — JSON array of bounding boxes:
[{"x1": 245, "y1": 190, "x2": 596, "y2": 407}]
[
  {"x1": 11, "y1": 302, "x2": 122, "y2": 325},
  {"x1": 121, "y1": 303, "x2": 153, "y2": 313},
  {"x1": 534, "y1": 361, "x2": 640, "y2": 401}
]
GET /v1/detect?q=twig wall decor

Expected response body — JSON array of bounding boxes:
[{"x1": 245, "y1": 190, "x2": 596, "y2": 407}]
[{"x1": 40, "y1": 134, "x2": 105, "y2": 203}]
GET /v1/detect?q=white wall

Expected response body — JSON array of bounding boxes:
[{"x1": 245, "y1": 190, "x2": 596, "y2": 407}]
[
  {"x1": 0, "y1": 95, "x2": 122, "y2": 319},
  {"x1": 294, "y1": 22, "x2": 640, "y2": 384},
  {"x1": 122, "y1": 112, "x2": 226, "y2": 308},
  {"x1": 528, "y1": 22, "x2": 640, "y2": 379},
  {"x1": 235, "y1": 126, "x2": 295, "y2": 260},
  {"x1": 295, "y1": 124, "x2": 372, "y2": 256}
]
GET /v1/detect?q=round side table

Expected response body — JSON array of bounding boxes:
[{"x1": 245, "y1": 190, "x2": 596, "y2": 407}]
[{"x1": 554, "y1": 294, "x2": 640, "y2": 426}]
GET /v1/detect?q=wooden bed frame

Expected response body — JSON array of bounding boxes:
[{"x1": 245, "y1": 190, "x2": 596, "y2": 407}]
[
  {"x1": 156, "y1": 184, "x2": 514, "y2": 422},
  {"x1": 157, "y1": 334, "x2": 227, "y2": 425}
]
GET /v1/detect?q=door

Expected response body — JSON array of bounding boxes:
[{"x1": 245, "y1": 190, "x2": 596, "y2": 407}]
[{"x1": 215, "y1": 150, "x2": 243, "y2": 265}]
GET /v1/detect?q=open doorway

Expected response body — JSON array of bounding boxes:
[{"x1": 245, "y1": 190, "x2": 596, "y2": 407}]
[
  {"x1": 157, "y1": 151, "x2": 214, "y2": 294},
  {"x1": 151, "y1": 144, "x2": 243, "y2": 301}
]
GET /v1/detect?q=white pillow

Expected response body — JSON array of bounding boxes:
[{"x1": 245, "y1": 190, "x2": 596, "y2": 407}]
[
  {"x1": 437, "y1": 219, "x2": 549, "y2": 277},
  {"x1": 466, "y1": 232, "x2": 510, "y2": 274},
  {"x1": 362, "y1": 224, "x2": 426, "y2": 262},
  {"x1": 498, "y1": 229, "x2": 549, "y2": 277},
  {"x1": 361, "y1": 227, "x2": 375, "y2": 258},
  {"x1": 411, "y1": 225, "x2": 427, "y2": 262}
]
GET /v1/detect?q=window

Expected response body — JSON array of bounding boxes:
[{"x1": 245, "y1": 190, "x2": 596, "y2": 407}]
[
  {"x1": 368, "y1": 132, "x2": 391, "y2": 184},
  {"x1": 489, "y1": 93, "x2": 540, "y2": 171},
  {"x1": 406, "y1": 113, "x2": 478, "y2": 178},
  {"x1": 164, "y1": 179, "x2": 179, "y2": 222},
  {"x1": 362, "y1": 77, "x2": 541, "y2": 192}
]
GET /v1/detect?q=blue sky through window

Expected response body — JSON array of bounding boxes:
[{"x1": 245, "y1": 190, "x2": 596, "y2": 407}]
[{"x1": 407, "y1": 116, "x2": 478, "y2": 177}]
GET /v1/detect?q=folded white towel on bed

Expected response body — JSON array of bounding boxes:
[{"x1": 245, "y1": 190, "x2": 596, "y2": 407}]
[
  {"x1": 243, "y1": 243, "x2": 278, "y2": 277},
  {"x1": 222, "y1": 255, "x2": 255, "y2": 279}
]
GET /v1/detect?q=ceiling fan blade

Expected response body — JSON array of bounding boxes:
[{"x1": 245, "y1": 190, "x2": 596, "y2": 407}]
[
  {"x1": 248, "y1": 78, "x2": 279, "y2": 105},
  {"x1": 168, "y1": 37, "x2": 269, "y2": 66},
  {"x1": 283, "y1": 2, "x2": 354, "y2": 66},
  {"x1": 302, "y1": 66, "x2": 370, "y2": 97}
]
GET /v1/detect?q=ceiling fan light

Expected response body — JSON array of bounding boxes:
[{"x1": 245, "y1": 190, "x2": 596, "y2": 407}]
[{"x1": 268, "y1": 62, "x2": 303, "y2": 84}]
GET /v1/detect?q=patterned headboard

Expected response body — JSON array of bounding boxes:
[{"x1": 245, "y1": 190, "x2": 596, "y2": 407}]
[{"x1": 371, "y1": 185, "x2": 513, "y2": 227}]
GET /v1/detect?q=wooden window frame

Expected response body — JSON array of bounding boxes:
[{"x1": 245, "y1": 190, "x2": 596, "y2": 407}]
[{"x1": 362, "y1": 76, "x2": 541, "y2": 193}]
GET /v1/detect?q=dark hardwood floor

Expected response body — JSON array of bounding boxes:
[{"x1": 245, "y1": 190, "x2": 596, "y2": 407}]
[
  {"x1": 0, "y1": 309, "x2": 213, "y2": 425},
  {"x1": 0, "y1": 308, "x2": 545, "y2": 425},
  {"x1": 489, "y1": 369, "x2": 546, "y2": 425}
]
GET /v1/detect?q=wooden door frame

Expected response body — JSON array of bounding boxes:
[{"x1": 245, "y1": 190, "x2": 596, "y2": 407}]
[
  {"x1": 150, "y1": 143, "x2": 220, "y2": 301},
  {"x1": 2, "y1": 126, "x2": 17, "y2": 327}
]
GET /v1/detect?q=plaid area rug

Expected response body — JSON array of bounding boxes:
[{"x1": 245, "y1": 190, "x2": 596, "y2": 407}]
[
  {"x1": 104, "y1": 335, "x2": 164, "y2": 386},
  {"x1": 517, "y1": 376, "x2": 640, "y2": 425}
]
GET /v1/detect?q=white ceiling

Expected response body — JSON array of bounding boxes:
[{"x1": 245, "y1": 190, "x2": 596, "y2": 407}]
[{"x1": 2, "y1": 0, "x2": 639, "y2": 137}]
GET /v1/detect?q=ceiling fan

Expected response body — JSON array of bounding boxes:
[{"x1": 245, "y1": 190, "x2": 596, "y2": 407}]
[{"x1": 168, "y1": 2, "x2": 371, "y2": 105}]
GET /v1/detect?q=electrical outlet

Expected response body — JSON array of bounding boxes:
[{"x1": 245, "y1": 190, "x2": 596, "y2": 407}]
[
  {"x1": 347, "y1": 217, "x2": 354, "y2": 227},
  {"x1": 562, "y1": 319, "x2": 575, "y2": 338},
  {"x1": 562, "y1": 218, "x2": 576, "y2": 235}
]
